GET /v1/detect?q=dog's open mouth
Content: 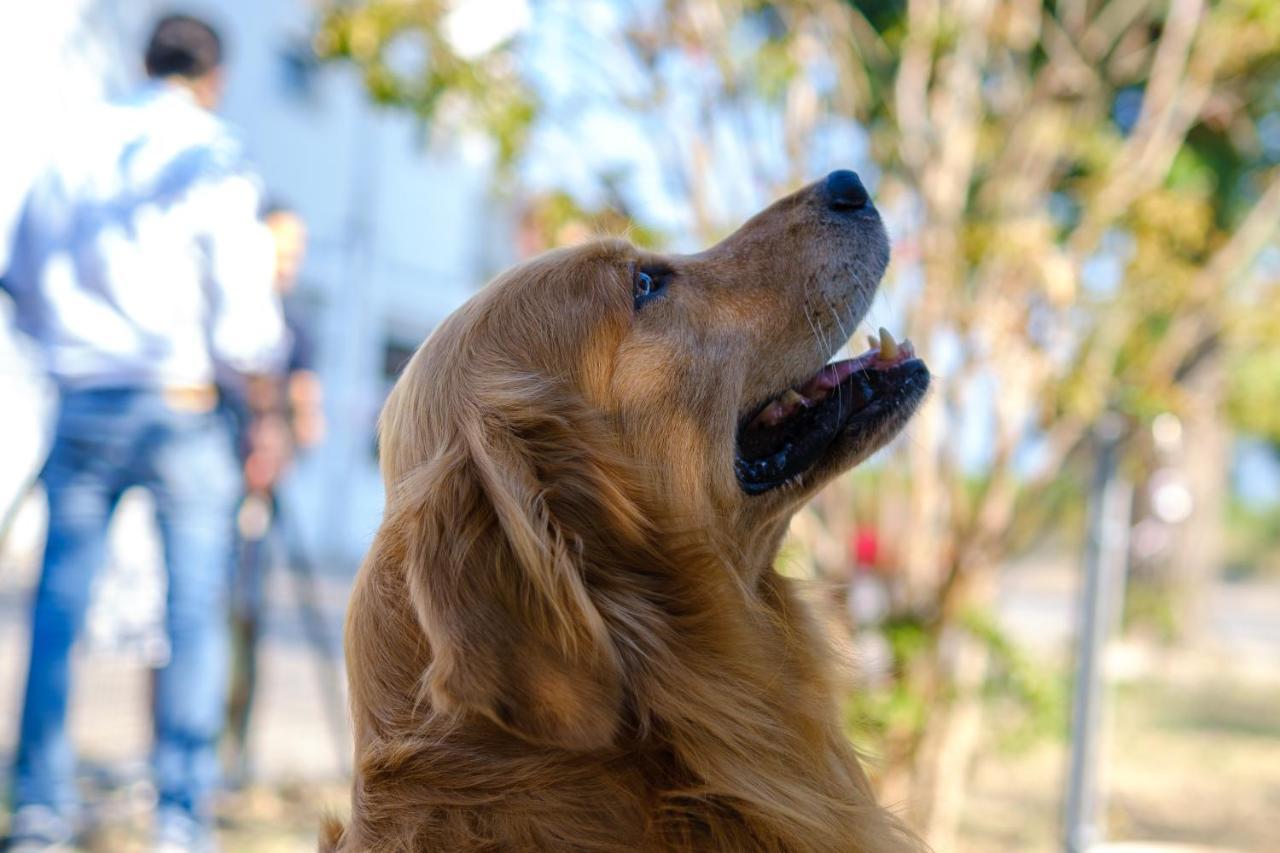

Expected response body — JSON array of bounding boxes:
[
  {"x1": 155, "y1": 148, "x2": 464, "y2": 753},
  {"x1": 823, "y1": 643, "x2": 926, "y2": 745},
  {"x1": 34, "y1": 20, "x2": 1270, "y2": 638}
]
[{"x1": 736, "y1": 329, "x2": 929, "y2": 495}]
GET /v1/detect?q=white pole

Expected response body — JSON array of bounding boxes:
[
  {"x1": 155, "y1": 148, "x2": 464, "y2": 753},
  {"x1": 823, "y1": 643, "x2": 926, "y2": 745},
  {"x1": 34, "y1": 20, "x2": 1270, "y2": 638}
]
[{"x1": 1064, "y1": 414, "x2": 1133, "y2": 853}]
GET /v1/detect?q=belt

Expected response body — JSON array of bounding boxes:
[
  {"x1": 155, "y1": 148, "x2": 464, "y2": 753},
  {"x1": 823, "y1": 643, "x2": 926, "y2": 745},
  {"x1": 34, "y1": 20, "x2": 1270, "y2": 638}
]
[{"x1": 162, "y1": 384, "x2": 218, "y2": 413}]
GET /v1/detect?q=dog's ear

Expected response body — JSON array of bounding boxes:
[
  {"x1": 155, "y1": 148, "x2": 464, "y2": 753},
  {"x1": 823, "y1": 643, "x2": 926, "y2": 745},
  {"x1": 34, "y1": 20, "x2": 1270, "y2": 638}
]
[{"x1": 386, "y1": 379, "x2": 642, "y2": 751}]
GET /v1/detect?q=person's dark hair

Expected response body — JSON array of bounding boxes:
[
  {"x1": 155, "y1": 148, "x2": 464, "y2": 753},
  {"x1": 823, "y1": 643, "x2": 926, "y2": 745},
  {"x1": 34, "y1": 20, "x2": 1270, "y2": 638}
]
[
  {"x1": 260, "y1": 197, "x2": 295, "y2": 220},
  {"x1": 144, "y1": 14, "x2": 223, "y2": 80}
]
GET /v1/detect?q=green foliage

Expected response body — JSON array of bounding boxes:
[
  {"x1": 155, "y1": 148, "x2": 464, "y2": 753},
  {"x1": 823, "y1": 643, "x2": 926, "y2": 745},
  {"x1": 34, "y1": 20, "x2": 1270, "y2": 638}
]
[
  {"x1": 843, "y1": 615, "x2": 933, "y2": 743},
  {"x1": 520, "y1": 190, "x2": 665, "y2": 249},
  {"x1": 1224, "y1": 496, "x2": 1280, "y2": 578},
  {"x1": 1226, "y1": 292, "x2": 1280, "y2": 442},
  {"x1": 314, "y1": 1, "x2": 535, "y2": 165},
  {"x1": 846, "y1": 610, "x2": 1067, "y2": 755},
  {"x1": 1006, "y1": 469, "x2": 1088, "y2": 554},
  {"x1": 961, "y1": 610, "x2": 1069, "y2": 750}
]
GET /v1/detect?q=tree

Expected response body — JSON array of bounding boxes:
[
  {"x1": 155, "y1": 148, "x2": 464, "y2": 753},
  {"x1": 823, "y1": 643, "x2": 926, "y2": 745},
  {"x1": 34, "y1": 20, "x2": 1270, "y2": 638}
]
[{"x1": 314, "y1": 0, "x2": 1280, "y2": 844}]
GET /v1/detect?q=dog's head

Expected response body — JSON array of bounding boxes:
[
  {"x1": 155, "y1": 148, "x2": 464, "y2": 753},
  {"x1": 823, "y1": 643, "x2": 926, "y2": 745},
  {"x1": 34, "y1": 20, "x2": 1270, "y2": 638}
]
[{"x1": 378, "y1": 171, "x2": 928, "y2": 750}]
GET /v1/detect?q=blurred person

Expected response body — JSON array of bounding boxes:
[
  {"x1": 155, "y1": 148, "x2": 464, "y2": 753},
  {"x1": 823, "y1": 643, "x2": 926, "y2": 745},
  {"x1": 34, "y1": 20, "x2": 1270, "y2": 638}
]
[
  {"x1": 223, "y1": 201, "x2": 325, "y2": 784},
  {"x1": 236, "y1": 202, "x2": 324, "y2": 485},
  {"x1": 267, "y1": 205, "x2": 324, "y2": 452},
  {"x1": 1, "y1": 14, "x2": 285, "y2": 853}
]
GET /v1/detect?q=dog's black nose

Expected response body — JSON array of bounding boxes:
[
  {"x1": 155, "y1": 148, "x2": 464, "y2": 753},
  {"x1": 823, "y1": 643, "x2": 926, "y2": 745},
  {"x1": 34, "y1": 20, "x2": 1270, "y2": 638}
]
[{"x1": 824, "y1": 170, "x2": 869, "y2": 211}]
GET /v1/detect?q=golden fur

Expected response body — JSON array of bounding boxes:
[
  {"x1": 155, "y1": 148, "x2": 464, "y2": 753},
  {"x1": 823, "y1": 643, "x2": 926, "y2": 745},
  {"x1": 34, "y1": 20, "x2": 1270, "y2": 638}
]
[{"x1": 324, "y1": 176, "x2": 929, "y2": 851}]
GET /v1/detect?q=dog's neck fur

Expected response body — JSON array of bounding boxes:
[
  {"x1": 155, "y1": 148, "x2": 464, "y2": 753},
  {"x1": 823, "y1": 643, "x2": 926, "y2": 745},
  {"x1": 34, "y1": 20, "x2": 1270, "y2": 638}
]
[{"x1": 333, "y1": 521, "x2": 919, "y2": 853}]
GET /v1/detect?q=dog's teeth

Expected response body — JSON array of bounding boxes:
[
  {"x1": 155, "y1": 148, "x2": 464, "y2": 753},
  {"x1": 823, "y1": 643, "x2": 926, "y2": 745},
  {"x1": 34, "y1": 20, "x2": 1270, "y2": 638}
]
[
  {"x1": 781, "y1": 389, "x2": 807, "y2": 407},
  {"x1": 867, "y1": 333, "x2": 880, "y2": 351},
  {"x1": 900, "y1": 338, "x2": 915, "y2": 358},
  {"x1": 754, "y1": 401, "x2": 785, "y2": 427},
  {"x1": 878, "y1": 327, "x2": 899, "y2": 360}
]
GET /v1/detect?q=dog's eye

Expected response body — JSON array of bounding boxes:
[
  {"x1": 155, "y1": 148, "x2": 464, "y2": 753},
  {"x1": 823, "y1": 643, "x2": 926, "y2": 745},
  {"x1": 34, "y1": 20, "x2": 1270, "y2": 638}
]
[{"x1": 634, "y1": 268, "x2": 667, "y2": 310}]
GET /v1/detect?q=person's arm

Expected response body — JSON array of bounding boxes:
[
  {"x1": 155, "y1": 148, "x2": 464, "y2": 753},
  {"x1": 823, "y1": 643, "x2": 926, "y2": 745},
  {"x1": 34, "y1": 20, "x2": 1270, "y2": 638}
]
[
  {"x1": 193, "y1": 158, "x2": 288, "y2": 381},
  {"x1": 3, "y1": 181, "x2": 47, "y2": 340},
  {"x1": 287, "y1": 369, "x2": 325, "y2": 447}
]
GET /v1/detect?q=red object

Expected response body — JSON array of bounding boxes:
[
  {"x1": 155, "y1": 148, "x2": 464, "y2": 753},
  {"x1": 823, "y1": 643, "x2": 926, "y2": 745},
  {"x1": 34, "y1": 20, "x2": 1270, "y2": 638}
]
[{"x1": 852, "y1": 527, "x2": 879, "y2": 568}]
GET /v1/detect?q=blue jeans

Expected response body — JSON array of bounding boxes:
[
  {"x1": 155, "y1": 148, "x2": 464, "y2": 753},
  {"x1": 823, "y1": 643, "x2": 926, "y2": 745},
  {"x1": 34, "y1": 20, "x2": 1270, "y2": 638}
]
[{"x1": 13, "y1": 388, "x2": 239, "y2": 828}]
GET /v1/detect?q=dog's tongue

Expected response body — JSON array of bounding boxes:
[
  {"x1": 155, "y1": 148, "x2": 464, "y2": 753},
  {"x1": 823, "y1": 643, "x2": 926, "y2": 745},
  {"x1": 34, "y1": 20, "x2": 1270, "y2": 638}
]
[
  {"x1": 799, "y1": 328, "x2": 914, "y2": 395},
  {"x1": 749, "y1": 329, "x2": 915, "y2": 429}
]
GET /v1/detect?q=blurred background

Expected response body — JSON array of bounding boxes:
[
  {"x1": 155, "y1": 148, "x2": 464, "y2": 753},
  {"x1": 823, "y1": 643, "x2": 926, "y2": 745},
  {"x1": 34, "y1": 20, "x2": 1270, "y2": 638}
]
[{"x1": 1, "y1": 1, "x2": 1278, "y2": 851}]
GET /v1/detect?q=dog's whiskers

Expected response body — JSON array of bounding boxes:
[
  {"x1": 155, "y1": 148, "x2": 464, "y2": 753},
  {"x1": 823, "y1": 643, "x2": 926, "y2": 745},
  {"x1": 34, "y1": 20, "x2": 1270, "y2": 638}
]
[
  {"x1": 824, "y1": 296, "x2": 851, "y2": 415},
  {"x1": 801, "y1": 286, "x2": 826, "y2": 372}
]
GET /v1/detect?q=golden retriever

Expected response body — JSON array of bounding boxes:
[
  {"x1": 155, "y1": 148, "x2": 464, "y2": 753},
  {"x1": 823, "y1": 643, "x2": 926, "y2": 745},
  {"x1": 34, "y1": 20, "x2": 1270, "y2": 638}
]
[{"x1": 323, "y1": 171, "x2": 930, "y2": 852}]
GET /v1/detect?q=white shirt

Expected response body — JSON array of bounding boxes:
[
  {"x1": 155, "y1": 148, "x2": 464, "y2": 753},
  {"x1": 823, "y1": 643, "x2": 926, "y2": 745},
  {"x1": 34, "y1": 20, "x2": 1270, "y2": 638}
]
[{"x1": 4, "y1": 82, "x2": 286, "y2": 389}]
